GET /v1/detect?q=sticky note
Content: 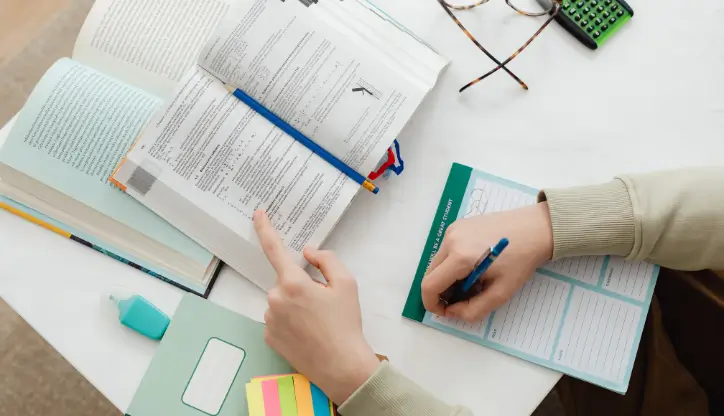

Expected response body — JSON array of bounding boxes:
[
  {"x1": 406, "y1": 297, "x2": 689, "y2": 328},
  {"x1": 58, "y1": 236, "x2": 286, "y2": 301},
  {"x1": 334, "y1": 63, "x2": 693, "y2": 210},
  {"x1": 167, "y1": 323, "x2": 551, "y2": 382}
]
[
  {"x1": 310, "y1": 383, "x2": 331, "y2": 416},
  {"x1": 277, "y1": 376, "x2": 298, "y2": 416},
  {"x1": 246, "y1": 382, "x2": 266, "y2": 416},
  {"x1": 292, "y1": 375, "x2": 315, "y2": 416},
  {"x1": 261, "y1": 379, "x2": 282, "y2": 416}
]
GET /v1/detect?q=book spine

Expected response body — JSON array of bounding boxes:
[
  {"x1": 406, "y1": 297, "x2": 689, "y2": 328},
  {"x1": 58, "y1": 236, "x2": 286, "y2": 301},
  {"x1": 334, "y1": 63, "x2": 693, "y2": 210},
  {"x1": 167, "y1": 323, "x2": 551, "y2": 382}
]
[{"x1": 0, "y1": 201, "x2": 204, "y2": 297}]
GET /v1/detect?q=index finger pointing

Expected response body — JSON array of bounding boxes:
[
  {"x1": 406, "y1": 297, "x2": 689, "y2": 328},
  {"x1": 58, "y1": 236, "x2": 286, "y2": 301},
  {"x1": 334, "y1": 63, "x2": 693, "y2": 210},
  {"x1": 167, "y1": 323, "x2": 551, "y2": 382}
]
[{"x1": 253, "y1": 210, "x2": 295, "y2": 276}]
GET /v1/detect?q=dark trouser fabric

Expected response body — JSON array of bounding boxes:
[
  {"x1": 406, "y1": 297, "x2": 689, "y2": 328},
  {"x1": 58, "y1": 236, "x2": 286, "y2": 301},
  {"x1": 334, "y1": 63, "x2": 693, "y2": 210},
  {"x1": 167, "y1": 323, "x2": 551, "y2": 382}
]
[{"x1": 557, "y1": 269, "x2": 724, "y2": 416}]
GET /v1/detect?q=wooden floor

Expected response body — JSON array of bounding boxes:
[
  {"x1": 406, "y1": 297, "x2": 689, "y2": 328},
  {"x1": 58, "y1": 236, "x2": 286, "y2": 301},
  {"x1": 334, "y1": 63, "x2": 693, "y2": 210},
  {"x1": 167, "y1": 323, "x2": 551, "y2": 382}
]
[
  {"x1": 0, "y1": 0, "x2": 83, "y2": 124},
  {"x1": 0, "y1": 0, "x2": 69, "y2": 66},
  {"x1": 0, "y1": 1, "x2": 120, "y2": 415}
]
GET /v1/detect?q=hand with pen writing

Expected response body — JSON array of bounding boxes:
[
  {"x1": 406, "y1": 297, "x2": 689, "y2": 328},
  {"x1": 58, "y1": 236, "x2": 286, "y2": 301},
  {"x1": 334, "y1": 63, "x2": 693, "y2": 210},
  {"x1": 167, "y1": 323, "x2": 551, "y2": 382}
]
[
  {"x1": 421, "y1": 203, "x2": 554, "y2": 323},
  {"x1": 253, "y1": 210, "x2": 380, "y2": 405}
]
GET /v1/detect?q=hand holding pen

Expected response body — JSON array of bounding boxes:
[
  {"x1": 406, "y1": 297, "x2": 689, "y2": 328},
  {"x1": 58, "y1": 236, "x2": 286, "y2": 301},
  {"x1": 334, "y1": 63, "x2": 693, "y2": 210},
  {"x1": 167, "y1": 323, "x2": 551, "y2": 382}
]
[{"x1": 420, "y1": 204, "x2": 554, "y2": 323}]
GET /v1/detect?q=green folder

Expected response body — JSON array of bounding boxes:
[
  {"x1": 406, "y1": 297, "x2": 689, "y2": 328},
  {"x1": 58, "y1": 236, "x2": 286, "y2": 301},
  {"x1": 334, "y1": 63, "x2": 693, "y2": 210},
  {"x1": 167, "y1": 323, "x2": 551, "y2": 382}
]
[{"x1": 126, "y1": 294, "x2": 293, "y2": 416}]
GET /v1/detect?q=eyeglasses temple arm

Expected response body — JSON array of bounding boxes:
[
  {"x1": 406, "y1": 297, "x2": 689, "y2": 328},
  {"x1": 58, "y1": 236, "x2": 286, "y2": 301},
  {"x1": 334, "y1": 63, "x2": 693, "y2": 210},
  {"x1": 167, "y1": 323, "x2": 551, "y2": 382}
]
[
  {"x1": 438, "y1": 0, "x2": 529, "y2": 90},
  {"x1": 460, "y1": 6, "x2": 560, "y2": 92}
]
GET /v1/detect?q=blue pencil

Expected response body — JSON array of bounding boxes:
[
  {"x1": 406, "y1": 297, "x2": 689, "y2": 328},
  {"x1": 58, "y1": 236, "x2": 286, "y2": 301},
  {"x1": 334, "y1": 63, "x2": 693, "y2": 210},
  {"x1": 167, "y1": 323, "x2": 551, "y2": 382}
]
[{"x1": 224, "y1": 85, "x2": 379, "y2": 194}]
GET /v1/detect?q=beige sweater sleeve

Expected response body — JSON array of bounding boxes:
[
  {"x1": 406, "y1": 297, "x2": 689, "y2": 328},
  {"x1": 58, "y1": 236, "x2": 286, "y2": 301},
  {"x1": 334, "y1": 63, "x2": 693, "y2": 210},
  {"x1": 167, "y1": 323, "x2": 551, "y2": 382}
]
[
  {"x1": 339, "y1": 362, "x2": 472, "y2": 416},
  {"x1": 540, "y1": 167, "x2": 724, "y2": 270}
]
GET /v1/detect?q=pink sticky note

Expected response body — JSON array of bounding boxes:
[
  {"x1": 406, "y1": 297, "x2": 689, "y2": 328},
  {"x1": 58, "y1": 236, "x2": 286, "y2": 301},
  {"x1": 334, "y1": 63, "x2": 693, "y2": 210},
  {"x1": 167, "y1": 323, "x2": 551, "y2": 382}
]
[{"x1": 261, "y1": 379, "x2": 282, "y2": 416}]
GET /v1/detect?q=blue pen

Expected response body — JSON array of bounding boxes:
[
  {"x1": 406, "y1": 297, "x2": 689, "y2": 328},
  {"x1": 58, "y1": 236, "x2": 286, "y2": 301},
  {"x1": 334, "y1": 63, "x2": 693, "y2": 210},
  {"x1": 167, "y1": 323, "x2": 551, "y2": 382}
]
[
  {"x1": 224, "y1": 85, "x2": 379, "y2": 194},
  {"x1": 441, "y1": 238, "x2": 510, "y2": 305}
]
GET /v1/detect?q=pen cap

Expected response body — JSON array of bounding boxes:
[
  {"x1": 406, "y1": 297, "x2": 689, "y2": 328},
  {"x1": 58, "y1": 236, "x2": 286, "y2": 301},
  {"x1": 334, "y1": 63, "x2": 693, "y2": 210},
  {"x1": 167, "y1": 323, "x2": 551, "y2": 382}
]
[{"x1": 491, "y1": 238, "x2": 510, "y2": 256}]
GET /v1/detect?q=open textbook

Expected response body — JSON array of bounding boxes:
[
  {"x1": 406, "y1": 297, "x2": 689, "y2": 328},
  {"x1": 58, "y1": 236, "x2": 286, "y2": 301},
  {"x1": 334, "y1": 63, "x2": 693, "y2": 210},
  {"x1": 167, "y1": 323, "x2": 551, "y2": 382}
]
[
  {"x1": 404, "y1": 164, "x2": 659, "y2": 393},
  {"x1": 0, "y1": 0, "x2": 242, "y2": 295},
  {"x1": 110, "y1": 0, "x2": 448, "y2": 290},
  {"x1": 0, "y1": 0, "x2": 445, "y2": 294}
]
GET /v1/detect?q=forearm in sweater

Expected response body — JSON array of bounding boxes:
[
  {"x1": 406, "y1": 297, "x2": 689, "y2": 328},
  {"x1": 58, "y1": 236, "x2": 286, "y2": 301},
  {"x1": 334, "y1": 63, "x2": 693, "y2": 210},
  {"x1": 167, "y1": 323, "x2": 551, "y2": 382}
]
[
  {"x1": 339, "y1": 362, "x2": 472, "y2": 416},
  {"x1": 540, "y1": 167, "x2": 724, "y2": 270}
]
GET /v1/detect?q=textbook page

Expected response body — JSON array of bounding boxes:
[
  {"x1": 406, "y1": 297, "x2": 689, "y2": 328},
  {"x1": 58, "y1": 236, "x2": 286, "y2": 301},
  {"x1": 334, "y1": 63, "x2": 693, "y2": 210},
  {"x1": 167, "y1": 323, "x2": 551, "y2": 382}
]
[
  {"x1": 403, "y1": 163, "x2": 659, "y2": 394},
  {"x1": 310, "y1": 0, "x2": 449, "y2": 90},
  {"x1": 196, "y1": 0, "x2": 426, "y2": 177},
  {"x1": 112, "y1": 68, "x2": 361, "y2": 290},
  {"x1": 73, "y1": 0, "x2": 233, "y2": 98},
  {"x1": 0, "y1": 58, "x2": 215, "y2": 270}
]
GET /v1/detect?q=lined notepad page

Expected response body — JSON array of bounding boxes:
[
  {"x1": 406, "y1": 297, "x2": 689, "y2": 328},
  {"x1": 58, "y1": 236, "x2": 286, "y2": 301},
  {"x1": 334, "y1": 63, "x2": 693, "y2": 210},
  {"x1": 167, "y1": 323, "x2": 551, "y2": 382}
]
[{"x1": 423, "y1": 172, "x2": 658, "y2": 393}]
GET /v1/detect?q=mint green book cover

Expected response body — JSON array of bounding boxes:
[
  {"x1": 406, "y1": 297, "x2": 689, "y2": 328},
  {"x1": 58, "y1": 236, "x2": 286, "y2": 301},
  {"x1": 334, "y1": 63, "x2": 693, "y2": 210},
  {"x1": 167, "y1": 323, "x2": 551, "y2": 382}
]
[{"x1": 126, "y1": 294, "x2": 293, "y2": 416}]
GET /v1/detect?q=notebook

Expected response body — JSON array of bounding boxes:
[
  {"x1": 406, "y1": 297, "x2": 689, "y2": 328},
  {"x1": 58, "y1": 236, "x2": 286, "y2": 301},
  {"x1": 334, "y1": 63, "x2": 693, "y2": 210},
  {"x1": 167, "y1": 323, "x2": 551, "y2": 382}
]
[
  {"x1": 109, "y1": 0, "x2": 449, "y2": 291},
  {"x1": 403, "y1": 163, "x2": 659, "y2": 394},
  {"x1": 126, "y1": 293, "x2": 294, "y2": 416}
]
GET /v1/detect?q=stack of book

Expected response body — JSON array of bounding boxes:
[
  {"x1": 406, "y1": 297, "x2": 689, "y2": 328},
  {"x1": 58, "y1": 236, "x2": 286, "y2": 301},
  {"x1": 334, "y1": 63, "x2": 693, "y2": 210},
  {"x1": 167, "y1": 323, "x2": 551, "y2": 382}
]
[{"x1": 0, "y1": 0, "x2": 447, "y2": 296}]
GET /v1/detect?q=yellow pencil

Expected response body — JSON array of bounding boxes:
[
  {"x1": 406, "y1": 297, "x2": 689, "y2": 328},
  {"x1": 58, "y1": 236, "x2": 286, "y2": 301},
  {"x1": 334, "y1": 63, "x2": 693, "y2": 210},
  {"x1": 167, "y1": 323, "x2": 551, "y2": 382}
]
[{"x1": 0, "y1": 201, "x2": 71, "y2": 238}]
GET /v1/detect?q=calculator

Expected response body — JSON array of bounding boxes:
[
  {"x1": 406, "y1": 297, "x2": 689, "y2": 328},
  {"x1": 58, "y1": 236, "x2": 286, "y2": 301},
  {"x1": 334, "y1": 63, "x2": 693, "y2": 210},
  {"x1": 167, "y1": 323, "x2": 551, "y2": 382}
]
[{"x1": 537, "y1": 0, "x2": 634, "y2": 49}]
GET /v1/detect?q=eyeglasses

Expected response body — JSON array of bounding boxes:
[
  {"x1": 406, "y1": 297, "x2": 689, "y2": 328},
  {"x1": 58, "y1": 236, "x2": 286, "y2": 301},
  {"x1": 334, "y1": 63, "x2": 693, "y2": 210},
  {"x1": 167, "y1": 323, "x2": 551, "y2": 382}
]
[{"x1": 438, "y1": 0, "x2": 562, "y2": 92}]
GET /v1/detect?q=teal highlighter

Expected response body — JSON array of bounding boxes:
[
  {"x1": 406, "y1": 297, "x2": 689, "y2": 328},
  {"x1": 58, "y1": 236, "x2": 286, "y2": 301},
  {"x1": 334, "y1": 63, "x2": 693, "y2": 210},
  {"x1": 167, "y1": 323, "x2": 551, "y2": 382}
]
[{"x1": 110, "y1": 294, "x2": 170, "y2": 340}]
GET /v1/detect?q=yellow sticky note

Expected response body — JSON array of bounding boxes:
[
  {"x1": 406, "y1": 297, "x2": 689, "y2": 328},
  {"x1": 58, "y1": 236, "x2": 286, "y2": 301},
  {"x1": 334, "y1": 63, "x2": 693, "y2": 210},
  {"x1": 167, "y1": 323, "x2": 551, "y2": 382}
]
[
  {"x1": 292, "y1": 375, "x2": 315, "y2": 416},
  {"x1": 246, "y1": 382, "x2": 266, "y2": 416}
]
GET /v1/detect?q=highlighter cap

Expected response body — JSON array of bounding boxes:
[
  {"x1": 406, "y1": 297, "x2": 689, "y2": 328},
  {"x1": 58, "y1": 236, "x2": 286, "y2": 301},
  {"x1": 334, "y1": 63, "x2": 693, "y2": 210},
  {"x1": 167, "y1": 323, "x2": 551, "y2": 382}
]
[{"x1": 105, "y1": 289, "x2": 170, "y2": 340}]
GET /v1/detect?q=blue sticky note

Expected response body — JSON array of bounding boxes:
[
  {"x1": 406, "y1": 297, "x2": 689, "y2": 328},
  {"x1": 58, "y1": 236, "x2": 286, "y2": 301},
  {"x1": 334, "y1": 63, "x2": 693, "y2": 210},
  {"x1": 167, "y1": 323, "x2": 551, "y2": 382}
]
[{"x1": 310, "y1": 383, "x2": 331, "y2": 416}]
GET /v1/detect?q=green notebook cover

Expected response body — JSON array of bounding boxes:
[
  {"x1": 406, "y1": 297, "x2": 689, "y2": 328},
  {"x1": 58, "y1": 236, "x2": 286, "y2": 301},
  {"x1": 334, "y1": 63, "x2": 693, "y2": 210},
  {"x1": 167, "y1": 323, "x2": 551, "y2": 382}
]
[{"x1": 126, "y1": 294, "x2": 293, "y2": 416}]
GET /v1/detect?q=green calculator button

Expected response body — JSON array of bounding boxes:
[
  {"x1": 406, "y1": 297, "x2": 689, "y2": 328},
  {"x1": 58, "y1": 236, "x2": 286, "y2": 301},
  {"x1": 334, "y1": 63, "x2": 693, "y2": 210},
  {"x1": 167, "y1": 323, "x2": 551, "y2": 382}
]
[{"x1": 548, "y1": 0, "x2": 634, "y2": 50}]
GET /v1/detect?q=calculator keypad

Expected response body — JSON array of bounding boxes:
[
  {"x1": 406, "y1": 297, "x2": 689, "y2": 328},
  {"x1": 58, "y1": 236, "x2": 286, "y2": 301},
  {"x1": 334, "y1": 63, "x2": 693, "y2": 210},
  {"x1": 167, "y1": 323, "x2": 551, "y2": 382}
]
[{"x1": 561, "y1": 0, "x2": 629, "y2": 41}]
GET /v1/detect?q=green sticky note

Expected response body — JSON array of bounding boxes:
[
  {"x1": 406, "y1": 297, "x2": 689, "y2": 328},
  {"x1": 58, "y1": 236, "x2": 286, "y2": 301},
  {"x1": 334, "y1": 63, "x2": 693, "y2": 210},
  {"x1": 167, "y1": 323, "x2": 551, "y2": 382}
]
[{"x1": 277, "y1": 376, "x2": 298, "y2": 416}]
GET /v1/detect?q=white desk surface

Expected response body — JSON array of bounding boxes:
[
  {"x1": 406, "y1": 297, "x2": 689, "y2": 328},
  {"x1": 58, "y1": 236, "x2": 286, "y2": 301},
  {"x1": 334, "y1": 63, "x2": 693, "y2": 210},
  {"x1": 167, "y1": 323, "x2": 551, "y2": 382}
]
[{"x1": 2, "y1": 0, "x2": 724, "y2": 414}]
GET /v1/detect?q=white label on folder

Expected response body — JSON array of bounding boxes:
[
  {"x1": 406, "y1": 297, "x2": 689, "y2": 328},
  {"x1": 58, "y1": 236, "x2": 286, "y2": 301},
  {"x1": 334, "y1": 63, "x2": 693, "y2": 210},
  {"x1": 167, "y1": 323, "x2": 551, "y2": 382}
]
[{"x1": 182, "y1": 338, "x2": 245, "y2": 415}]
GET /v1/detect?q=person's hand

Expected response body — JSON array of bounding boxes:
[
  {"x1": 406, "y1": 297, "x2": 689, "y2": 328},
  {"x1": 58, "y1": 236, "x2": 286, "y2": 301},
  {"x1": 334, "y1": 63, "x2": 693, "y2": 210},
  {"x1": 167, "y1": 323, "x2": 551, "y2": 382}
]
[
  {"x1": 422, "y1": 202, "x2": 554, "y2": 323},
  {"x1": 253, "y1": 210, "x2": 379, "y2": 405}
]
